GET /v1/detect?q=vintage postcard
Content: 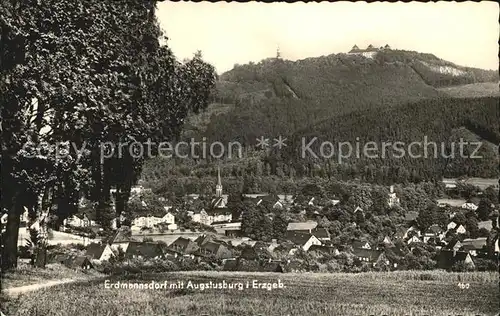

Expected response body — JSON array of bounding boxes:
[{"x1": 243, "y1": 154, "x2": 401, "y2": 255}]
[{"x1": 1, "y1": 1, "x2": 498, "y2": 315}]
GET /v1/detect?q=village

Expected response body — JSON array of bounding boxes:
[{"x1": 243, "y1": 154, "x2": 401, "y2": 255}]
[{"x1": 6, "y1": 168, "x2": 498, "y2": 275}]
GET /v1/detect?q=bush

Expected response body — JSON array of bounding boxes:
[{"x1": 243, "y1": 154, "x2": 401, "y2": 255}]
[
  {"x1": 451, "y1": 261, "x2": 475, "y2": 272},
  {"x1": 473, "y1": 258, "x2": 497, "y2": 271}
]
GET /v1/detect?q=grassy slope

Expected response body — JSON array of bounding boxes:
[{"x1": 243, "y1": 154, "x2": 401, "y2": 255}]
[
  {"x1": 2, "y1": 263, "x2": 103, "y2": 289},
  {"x1": 4, "y1": 271, "x2": 498, "y2": 316},
  {"x1": 438, "y1": 82, "x2": 500, "y2": 98}
]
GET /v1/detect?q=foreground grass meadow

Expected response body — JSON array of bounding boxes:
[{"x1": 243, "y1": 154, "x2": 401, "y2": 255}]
[{"x1": 3, "y1": 270, "x2": 498, "y2": 316}]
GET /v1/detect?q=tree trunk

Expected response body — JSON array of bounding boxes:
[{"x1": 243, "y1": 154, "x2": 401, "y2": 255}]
[
  {"x1": 115, "y1": 182, "x2": 132, "y2": 229},
  {"x1": 96, "y1": 159, "x2": 113, "y2": 231},
  {"x1": 34, "y1": 246, "x2": 47, "y2": 268},
  {"x1": 2, "y1": 197, "x2": 22, "y2": 271}
]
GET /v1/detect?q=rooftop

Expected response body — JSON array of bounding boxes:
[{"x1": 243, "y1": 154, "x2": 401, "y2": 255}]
[{"x1": 287, "y1": 221, "x2": 318, "y2": 231}]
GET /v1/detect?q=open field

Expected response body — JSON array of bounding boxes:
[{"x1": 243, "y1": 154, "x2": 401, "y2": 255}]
[
  {"x1": 2, "y1": 270, "x2": 497, "y2": 316},
  {"x1": 17, "y1": 228, "x2": 99, "y2": 247},
  {"x1": 443, "y1": 177, "x2": 499, "y2": 190}
]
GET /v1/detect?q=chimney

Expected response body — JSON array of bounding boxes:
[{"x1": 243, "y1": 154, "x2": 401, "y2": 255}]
[{"x1": 271, "y1": 239, "x2": 277, "y2": 244}]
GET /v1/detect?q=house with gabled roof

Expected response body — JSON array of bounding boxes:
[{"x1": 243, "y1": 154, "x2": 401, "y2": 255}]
[
  {"x1": 109, "y1": 229, "x2": 136, "y2": 252},
  {"x1": 287, "y1": 221, "x2": 318, "y2": 233},
  {"x1": 352, "y1": 240, "x2": 371, "y2": 250},
  {"x1": 195, "y1": 241, "x2": 232, "y2": 260},
  {"x1": 423, "y1": 224, "x2": 445, "y2": 243},
  {"x1": 424, "y1": 235, "x2": 444, "y2": 248},
  {"x1": 461, "y1": 238, "x2": 487, "y2": 256},
  {"x1": 446, "y1": 240, "x2": 463, "y2": 252},
  {"x1": 447, "y1": 221, "x2": 458, "y2": 231},
  {"x1": 378, "y1": 236, "x2": 395, "y2": 248},
  {"x1": 240, "y1": 243, "x2": 274, "y2": 261},
  {"x1": 427, "y1": 224, "x2": 444, "y2": 235},
  {"x1": 169, "y1": 237, "x2": 199, "y2": 255},
  {"x1": 461, "y1": 203, "x2": 478, "y2": 211},
  {"x1": 64, "y1": 255, "x2": 93, "y2": 270},
  {"x1": 437, "y1": 250, "x2": 475, "y2": 270},
  {"x1": 190, "y1": 207, "x2": 231, "y2": 226},
  {"x1": 407, "y1": 235, "x2": 421, "y2": 245},
  {"x1": 64, "y1": 212, "x2": 96, "y2": 228},
  {"x1": 124, "y1": 242, "x2": 164, "y2": 260},
  {"x1": 162, "y1": 211, "x2": 175, "y2": 225},
  {"x1": 404, "y1": 225, "x2": 421, "y2": 239},
  {"x1": 437, "y1": 198, "x2": 466, "y2": 208},
  {"x1": 310, "y1": 227, "x2": 331, "y2": 241},
  {"x1": 194, "y1": 234, "x2": 215, "y2": 247},
  {"x1": 456, "y1": 224, "x2": 466, "y2": 234},
  {"x1": 286, "y1": 231, "x2": 322, "y2": 251},
  {"x1": 86, "y1": 243, "x2": 115, "y2": 262},
  {"x1": 308, "y1": 245, "x2": 339, "y2": 256},
  {"x1": 330, "y1": 199, "x2": 341, "y2": 206},
  {"x1": 352, "y1": 248, "x2": 382, "y2": 263}
]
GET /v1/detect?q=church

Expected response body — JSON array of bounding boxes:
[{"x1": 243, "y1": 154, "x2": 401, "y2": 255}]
[{"x1": 191, "y1": 167, "x2": 232, "y2": 226}]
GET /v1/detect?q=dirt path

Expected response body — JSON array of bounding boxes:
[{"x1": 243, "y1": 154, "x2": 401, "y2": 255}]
[{"x1": 4, "y1": 277, "x2": 94, "y2": 297}]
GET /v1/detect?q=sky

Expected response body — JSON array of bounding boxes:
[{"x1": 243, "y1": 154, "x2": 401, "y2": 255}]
[{"x1": 156, "y1": 1, "x2": 499, "y2": 74}]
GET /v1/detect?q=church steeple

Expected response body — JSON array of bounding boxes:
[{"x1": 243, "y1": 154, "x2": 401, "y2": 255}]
[{"x1": 216, "y1": 166, "x2": 223, "y2": 198}]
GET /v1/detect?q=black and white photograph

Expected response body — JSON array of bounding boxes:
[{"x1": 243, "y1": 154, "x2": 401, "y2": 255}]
[{"x1": 1, "y1": 1, "x2": 499, "y2": 315}]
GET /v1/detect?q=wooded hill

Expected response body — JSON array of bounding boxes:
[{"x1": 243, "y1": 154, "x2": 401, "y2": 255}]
[
  {"x1": 143, "y1": 50, "x2": 498, "y2": 186},
  {"x1": 182, "y1": 49, "x2": 497, "y2": 145}
]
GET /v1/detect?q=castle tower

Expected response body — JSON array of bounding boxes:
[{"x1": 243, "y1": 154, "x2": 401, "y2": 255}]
[
  {"x1": 388, "y1": 185, "x2": 400, "y2": 207},
  {"x1": 216, "y1": 166, "x2": 223, "y2": 198}
]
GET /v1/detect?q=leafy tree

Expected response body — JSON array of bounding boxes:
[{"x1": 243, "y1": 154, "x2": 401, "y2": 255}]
[
  {"x1": 226, "y1": 192, "x2": 245, "y2": 220},
  {"x1": 272, "y1": 212, "x2": 288, "y2": 240},
  {"x1": 476, "y1": 198, "x2": 493, "y2": 221},
  {"x1": 241, "y1": 204, "x2": 272, "y2": 241},
  {"x1": 416, "y1": 205, "x2": 440, "y2": 232},
  {"x1": 370, "y1": 187, "x2": 389, "y2": 215},
  {"x1": 0, "y1": 0, "x2": 215, "y2": 270},
  {"x1": 465, "y1": 216, "x2": 479, "y2": 238},
  {"x1": 452, "y1": 212, "x2": 467, "y2": 226}
]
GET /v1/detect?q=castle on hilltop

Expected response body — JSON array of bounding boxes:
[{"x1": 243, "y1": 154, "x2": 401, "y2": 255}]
[{"x1": 348, "y1": 44, "x2": 391, "y2": 58}]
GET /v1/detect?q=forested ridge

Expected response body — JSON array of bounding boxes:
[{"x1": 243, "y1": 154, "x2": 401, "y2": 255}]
[
  {"x1": 183, "y1": 49, "x2": 497, "y2": 145},
  {"x1": 144, "y1": 49, "x2": 498, "y2": 190}
]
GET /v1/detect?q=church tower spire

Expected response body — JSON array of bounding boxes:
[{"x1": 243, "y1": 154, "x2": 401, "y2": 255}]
[{"x1": 216, "y1": 166, "x2": 223, "y2": 198}]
